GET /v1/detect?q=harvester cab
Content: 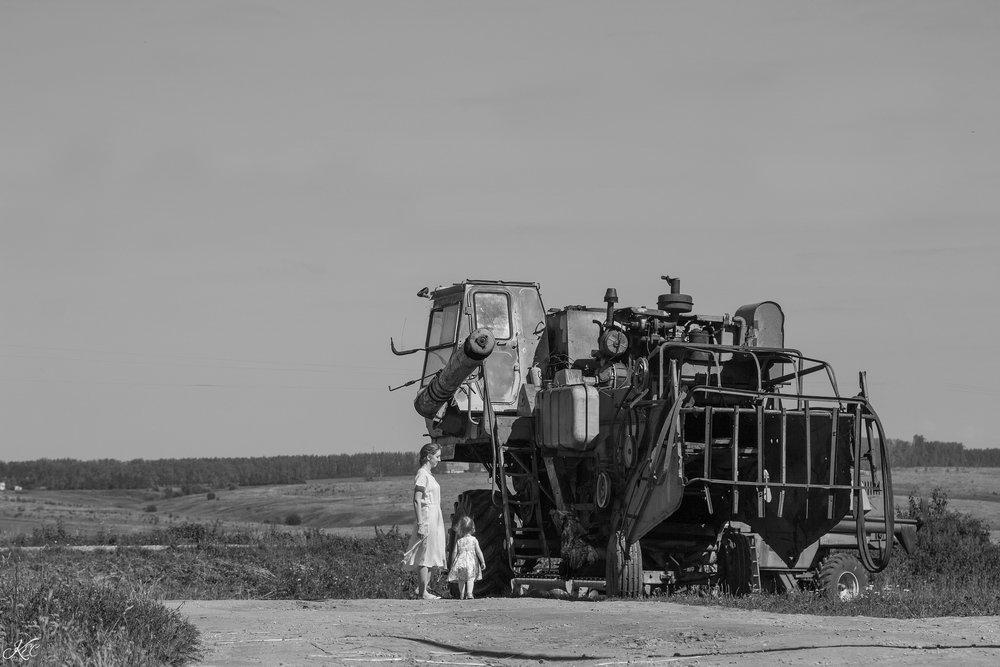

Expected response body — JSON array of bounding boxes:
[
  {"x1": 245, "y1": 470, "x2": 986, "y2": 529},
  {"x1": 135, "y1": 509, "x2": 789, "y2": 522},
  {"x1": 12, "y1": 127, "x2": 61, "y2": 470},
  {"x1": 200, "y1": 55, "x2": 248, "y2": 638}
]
[{"x1": 392, "y1": 276, "x2": 916, "y2": 599}]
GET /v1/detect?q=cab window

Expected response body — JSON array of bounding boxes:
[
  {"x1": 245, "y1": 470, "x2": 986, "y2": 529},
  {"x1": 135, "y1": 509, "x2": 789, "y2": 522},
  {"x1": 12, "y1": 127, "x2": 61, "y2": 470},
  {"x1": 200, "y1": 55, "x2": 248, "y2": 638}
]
[
  {"x1": 426, "y1": 303, "x2": 459, "y2": 347},
  {"x1": 474, "y1": 292, "x2": 511, "y2": 339},
  {"x1": 422, "y1": 302, "x2": 460, "y2": 384}
]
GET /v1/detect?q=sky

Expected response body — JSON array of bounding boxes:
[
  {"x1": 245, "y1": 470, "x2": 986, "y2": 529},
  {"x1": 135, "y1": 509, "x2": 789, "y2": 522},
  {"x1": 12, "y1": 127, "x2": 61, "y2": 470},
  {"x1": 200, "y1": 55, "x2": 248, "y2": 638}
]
[{"x1": 2, "y1": 1, "x2": 999, "y2": 462}]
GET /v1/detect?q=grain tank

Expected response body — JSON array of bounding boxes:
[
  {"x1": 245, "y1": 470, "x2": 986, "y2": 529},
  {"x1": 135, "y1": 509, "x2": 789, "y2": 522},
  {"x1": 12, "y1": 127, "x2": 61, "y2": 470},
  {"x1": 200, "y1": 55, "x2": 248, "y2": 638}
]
[{"x1": 392, "y1": 277, "x2": 915, "y2": 598}]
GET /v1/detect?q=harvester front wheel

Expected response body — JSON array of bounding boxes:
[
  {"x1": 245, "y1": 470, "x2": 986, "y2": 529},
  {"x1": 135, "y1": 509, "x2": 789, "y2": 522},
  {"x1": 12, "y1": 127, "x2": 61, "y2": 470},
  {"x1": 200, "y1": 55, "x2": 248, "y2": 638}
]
[
  {"x1": 605, "y1": 531, "x2": 643, "y2": 597},
  {"x1": 817, "y1": 553, "x2": 868, "y2": 601},
  {"x1": 449, "y1": 489, "x2": 513, "y2": 597}
]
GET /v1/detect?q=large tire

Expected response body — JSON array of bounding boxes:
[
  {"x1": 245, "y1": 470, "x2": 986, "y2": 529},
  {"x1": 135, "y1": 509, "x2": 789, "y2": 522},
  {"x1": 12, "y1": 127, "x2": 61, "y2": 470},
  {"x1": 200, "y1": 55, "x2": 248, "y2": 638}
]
[
  {"x1": 605, "y1": 531, "x2": 643, "y2": 597},
  {"x1": 817, "y1": 553, "x2": 868, "y2": 601},
  {"x1": 449, "y1": 490, "x2": 513, "y2": 596},
  {"x1": 718, "y1": 531, "x2": 755, "y2": 596}
]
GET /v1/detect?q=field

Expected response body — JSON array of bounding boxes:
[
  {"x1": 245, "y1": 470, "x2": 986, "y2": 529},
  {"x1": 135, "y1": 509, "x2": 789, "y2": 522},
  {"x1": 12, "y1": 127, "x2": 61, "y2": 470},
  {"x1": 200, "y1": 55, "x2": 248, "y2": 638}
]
[
  {"x1": 0, "y1": 472, "x2": 495, "y2": 542},
  {"x1": 2, "y1": 468, "x2": 999, "y2": 543},
  {"x1": 892, "y1": 467, "x2": 1000, "y2": 541},
  {"x1": 1, "y1": 467, "x2": 998, "y2": 544},
  {"x1": 4, "y1": 466, "x2": 1000, "y2": 664}
]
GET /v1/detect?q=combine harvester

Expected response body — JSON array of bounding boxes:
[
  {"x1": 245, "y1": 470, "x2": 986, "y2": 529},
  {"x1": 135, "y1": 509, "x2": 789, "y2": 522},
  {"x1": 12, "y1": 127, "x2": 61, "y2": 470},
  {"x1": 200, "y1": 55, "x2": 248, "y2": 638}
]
[{"x1": 391, "y1": 276, "x2": 917, "y2": 599}]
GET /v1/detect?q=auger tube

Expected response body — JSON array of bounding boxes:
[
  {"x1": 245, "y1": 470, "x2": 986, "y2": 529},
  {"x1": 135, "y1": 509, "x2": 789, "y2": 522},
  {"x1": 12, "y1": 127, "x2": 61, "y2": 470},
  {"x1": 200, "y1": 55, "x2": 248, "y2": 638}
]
[{"x1": 414, "y1": 328, "x2": 495, "y2": 419}]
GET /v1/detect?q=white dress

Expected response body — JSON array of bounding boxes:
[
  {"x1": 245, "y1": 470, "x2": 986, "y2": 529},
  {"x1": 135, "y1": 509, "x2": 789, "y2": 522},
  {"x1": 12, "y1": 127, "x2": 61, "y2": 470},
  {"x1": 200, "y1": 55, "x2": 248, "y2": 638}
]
[
  {"x1": 401, "y1": 468, "x2": 446, "y2": 570},
  {"x1": 447, "y1": 535, "x2": 483, "y2": 582}
]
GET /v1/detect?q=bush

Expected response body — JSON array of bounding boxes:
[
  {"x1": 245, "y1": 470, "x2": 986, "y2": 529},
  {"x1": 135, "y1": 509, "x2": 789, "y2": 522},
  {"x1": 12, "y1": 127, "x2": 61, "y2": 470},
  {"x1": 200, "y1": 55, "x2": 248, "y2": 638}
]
[
  {"x1": 1, "y1": 555, "x2": 201, "y2": 665},
  {"x1": 284, "y1": 513, "x2": 302, "y2": 526},
  {"x1": 206, "y1": 492, "x2": 216, "y2": 500},
  {"x1": 4, "y1": 525, "x2": 413, "y2": 601},
  {"x1": 166, "y1": 522, "x2": 207, "y2": 544},
  {"x1": 144, "y1": 504, "x2": 158, "y2": 512},
  {"x1": 886, "y1": 488, "x2": 1000, "y2": 589}
]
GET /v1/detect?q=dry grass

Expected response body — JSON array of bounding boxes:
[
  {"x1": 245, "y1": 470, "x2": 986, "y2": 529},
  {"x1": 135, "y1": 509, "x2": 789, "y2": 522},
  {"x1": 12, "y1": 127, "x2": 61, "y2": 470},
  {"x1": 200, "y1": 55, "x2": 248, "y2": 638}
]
[
  {"x1": 0, "y1": 472, "x2": 494, "y2": 543},
  {"x1": 1, "y1": 553, "x2": 201, "y2": 665},
  {"x1": 2, "y1": 468, "x2": 998, "y2": 545},
  {"x1": 892, "y1": 467, "x2": 1000, "y2": 541}
]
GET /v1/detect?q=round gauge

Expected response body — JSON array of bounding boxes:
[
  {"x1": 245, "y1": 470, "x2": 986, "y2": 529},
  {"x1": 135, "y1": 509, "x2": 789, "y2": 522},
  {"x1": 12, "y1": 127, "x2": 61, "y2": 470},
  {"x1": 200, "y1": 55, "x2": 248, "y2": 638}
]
[{"x1": 600, "y1": 329, "x2": 629, "y2": 358}]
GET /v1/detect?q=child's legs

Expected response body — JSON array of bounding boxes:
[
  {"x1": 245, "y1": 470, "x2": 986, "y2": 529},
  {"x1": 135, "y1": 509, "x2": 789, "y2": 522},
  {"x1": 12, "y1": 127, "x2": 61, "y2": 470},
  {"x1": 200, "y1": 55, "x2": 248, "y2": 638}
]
[
  {"x1": 457, "y1": 580, "x2": 468, "y2": 599},
  {"x1": 466, "y1": 578, "x2": 476, "y2": 599}
]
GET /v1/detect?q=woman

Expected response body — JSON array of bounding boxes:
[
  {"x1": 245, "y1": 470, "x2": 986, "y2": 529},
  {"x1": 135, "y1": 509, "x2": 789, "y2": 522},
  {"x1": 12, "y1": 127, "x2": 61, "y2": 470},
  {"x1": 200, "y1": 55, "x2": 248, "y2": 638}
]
[{"x1": 401, "y1": 443, "x2": 446, "y2": 599}]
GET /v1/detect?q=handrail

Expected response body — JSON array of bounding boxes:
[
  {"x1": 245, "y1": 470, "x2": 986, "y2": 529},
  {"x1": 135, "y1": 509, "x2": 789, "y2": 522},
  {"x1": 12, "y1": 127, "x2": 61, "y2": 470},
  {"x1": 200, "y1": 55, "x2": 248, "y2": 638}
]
[{"x1": 646, "y1": 342, "x2": 843, "y2": 403}]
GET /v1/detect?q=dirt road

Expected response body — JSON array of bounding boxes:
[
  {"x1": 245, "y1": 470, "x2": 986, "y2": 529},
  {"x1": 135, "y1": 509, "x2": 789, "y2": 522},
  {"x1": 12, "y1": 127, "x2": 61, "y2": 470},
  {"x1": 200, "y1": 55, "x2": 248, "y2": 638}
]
[{"x1": 178, "y1": 598, "x2": 1000, "y2": 666}]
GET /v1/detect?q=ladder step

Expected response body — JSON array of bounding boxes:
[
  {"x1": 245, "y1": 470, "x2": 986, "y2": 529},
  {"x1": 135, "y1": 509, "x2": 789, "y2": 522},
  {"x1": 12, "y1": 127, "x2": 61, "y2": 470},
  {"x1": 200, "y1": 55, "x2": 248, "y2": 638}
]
[{"x1": 513, "y1": 539, "x2": 548, "y2": 551}]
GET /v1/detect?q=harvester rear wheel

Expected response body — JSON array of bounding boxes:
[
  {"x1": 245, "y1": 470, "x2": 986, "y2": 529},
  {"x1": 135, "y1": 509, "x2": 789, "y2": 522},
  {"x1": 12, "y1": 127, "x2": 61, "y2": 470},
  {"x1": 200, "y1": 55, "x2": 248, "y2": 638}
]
[
  {"x1": 817, "y1": 553, "x2": 868, "y2": 601},
  {"x1": 718, "y1": 531, "x2": 755, "y2": 596},
  {"x1": 449, "y1": 489, "x2": 513, "y2": 597},
  {"x1": 605, "y1": 531, "x2": 643, "y2": 597}
]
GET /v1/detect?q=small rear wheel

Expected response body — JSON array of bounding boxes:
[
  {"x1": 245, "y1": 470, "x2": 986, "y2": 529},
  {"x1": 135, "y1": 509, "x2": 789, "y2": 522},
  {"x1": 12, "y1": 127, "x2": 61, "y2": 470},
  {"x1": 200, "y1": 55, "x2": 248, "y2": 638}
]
[
  {"x1": 605, "y1": 531, "x2": 643, "y2": 597},
  {"x1": 817, "y1": 553, "x2": 868, "y2": 601},
  {"x1": 718, "y1": 531, "x2": 755, "y2": 596}
]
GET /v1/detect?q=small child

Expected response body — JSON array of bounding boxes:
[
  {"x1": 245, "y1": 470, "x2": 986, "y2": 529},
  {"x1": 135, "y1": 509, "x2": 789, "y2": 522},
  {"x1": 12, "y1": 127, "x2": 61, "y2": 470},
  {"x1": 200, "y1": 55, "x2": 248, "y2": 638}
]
[{"x1": 447, "y1": 516, "x2": 486, "y2": 599}]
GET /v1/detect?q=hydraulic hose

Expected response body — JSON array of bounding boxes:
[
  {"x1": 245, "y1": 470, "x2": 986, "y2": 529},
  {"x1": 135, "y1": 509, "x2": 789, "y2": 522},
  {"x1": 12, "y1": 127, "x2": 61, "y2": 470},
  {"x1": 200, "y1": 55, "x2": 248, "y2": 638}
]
[{"x1": 855, "y1": 407, "x2": 893, "y2": 573}]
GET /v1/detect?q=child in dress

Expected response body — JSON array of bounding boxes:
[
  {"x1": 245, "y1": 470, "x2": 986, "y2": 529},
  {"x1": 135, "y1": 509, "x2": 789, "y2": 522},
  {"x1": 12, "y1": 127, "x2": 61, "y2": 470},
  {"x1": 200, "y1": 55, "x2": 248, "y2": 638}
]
[{"x1": 447, "y1": 516, "x2": 486, "y2": 599}]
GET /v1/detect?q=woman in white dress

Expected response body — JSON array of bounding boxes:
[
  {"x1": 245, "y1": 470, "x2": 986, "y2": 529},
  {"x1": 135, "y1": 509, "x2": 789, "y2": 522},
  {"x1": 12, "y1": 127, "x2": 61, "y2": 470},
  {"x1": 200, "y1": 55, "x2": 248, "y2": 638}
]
[{"x1": 401, "y1": 443, "x2": 446, "y2": 599}]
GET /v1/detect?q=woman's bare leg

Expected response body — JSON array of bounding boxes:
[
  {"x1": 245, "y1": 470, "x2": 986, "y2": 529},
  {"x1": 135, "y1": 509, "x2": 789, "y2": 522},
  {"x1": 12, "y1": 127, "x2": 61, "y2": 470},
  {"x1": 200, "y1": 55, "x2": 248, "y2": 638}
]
[
  {"x1": 417, "y1": 566, "x2": 430, "y2": 597},
  {"x1": 466, "y1": 578, "x2": 476, "y2": 599}
]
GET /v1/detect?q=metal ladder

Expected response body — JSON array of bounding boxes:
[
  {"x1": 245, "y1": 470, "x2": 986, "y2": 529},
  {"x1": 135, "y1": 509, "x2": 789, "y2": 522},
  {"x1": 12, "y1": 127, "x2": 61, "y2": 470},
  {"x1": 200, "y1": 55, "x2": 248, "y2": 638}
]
[
  {"x1": 746, "y1": 532, "x2": 762, "y2": 593},
  {"x1": 497, "y1": 443, "x2": 553, "y2": 570}
]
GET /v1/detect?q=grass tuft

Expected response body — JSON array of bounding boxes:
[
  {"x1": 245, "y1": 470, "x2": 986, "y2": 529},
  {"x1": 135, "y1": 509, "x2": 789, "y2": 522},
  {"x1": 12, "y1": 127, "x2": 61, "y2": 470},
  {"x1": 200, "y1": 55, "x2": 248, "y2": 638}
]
[{"x1": 1, "y1": 554, "x2": 201, "y2": 665}]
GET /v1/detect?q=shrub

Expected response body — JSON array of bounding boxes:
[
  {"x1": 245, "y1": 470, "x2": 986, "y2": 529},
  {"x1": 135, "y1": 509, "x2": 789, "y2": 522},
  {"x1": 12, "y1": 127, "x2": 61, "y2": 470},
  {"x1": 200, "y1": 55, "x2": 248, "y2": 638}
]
[
  {"x1": 29, "y1": 520, "x2": 73, "y2": 546},
  {"x1": 886, "y1": 487, "x2": 1000, "y2": 589},
  {"x1": 4, "y1": 525, "x2": 413, "y2": 601},
  {"x1": 0, "y1": 555, "x2": 201, "y2": 665},
  {"x1": 167, "y1": 522, "x2": 207, "y2": 544},
  {"x1": 284, "y1": 513, "x2": 302, "y2": 526},
  {"x1": 144, "y1": 504, "x2": 158, "y2": 512},
  {"x1": 206, "y1": 492, "x2": 216, "y2": 500}
]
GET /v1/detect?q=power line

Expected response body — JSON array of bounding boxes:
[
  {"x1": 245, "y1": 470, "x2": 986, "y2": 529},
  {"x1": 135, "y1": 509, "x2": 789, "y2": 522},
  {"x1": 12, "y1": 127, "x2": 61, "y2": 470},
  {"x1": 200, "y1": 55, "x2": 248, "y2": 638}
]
[
  {"x1": 0, "y1": 341, "x2": 390, "y2": 369},
  {"x1": 0, "y1": 376, "x2": 389, "y2": 391},
  {"x1": 0, "y1": 342, "x2": 414, "y2": 374}
]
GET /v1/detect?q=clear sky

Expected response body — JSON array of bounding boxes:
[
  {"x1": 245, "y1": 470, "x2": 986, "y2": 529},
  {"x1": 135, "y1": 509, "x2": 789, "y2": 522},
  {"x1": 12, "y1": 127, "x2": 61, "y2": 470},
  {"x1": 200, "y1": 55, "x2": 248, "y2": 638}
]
[{"x1": 2, "y1": 1, "x2": 998, "y2": 461}]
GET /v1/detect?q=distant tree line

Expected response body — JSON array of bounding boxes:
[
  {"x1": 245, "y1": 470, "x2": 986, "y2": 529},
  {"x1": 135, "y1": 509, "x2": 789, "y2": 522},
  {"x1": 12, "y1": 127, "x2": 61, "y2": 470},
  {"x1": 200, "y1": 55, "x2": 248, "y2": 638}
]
[
  {"x1": 2, "y1": 435, "x2": 993, "y2": 490},
  {"x1": 885, "y1": 435, "x2": 1000, "y2": 468},
  {"x1": 0, "y1": 452, "x2": 418, "y2": 491}
]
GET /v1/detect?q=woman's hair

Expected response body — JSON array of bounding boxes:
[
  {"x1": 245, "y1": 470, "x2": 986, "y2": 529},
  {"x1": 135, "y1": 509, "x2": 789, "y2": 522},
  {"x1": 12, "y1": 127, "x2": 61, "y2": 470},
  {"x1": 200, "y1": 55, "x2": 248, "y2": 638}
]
[
  {"x1": 418, "y1": 443, "x2": 441, "y2": 466},
  {"x1": 455, "y1": 515, "x2": 476, "y2": 537}
]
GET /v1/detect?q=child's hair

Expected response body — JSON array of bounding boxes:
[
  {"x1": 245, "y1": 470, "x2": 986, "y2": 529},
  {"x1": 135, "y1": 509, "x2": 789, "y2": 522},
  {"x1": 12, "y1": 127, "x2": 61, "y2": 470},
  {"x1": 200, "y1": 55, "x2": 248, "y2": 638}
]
[{"x1": 455, "y1": 515, "x2": 476, "y2": 537}]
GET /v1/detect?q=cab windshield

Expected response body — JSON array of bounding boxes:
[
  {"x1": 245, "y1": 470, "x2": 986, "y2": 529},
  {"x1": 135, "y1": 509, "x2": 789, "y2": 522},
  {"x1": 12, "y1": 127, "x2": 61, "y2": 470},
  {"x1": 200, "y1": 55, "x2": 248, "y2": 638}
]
[{"x1": 422, "y1": 302, "x2": 460, "y2": 384}]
